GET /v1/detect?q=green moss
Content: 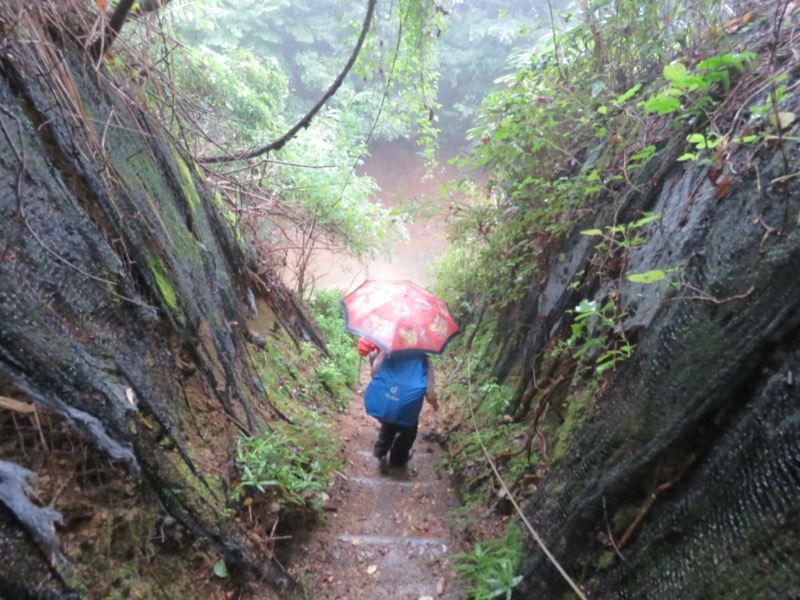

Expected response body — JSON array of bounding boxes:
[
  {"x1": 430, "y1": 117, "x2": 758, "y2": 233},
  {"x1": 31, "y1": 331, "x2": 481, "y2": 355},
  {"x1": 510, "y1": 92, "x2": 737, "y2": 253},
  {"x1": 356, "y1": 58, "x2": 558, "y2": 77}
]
[
  {"x1": 124, "y1": 146, "x2": 164, "y2": 198},
  {"x1": 172, "y1": 454, "x2": 224, "y2": 509},
  {"x1": 552, "y1": 387, "x2": 594, "y2": 461},
  {"x1": 148, "y1": 258, "x2": 178, "y2": 310},
  {"x1": 173, "y1": 152, "x2": 202, "y2": 210}
]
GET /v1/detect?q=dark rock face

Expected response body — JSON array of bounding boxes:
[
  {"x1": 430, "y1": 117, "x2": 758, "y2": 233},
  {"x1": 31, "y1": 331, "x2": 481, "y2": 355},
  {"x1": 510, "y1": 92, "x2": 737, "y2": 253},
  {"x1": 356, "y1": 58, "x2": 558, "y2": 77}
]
[
  {"x1": 0, "y1": 6, "x2": 291, "y2": 597},
  {"x1": 492, "y1": 18, "x2": 800, "y2": 600}
]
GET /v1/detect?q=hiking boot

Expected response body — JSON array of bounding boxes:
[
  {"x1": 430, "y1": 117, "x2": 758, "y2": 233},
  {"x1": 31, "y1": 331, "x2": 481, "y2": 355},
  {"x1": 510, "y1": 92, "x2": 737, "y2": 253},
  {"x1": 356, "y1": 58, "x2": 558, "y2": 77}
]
[
  {"x1": 377, "y1": 455, "x2": 390, "y2": 474},
  {"x1": 389, "y1": 449, "x2": 414, "y2": 469}
]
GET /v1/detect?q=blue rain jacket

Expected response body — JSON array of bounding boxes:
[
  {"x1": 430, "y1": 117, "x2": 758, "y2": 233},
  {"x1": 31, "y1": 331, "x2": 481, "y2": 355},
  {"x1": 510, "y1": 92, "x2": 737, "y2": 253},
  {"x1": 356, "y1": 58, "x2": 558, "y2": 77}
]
[{"x1": 364, "y1": 353, "x2": 428, "y2": 427}]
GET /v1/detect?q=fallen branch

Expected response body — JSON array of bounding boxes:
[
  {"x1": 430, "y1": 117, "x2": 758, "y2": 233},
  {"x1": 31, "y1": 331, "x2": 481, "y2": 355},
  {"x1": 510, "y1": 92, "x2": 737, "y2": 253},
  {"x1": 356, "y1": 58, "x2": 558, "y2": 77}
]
[
  {"x1": 0, "y1": 396, "x2": 35, "y2": 414},
  {"x1": 91, "y1": 0, "x2": 136, "y2": 60},
  {"x1": 618, "y1": 454, "x2": 697, "y2": 549},
  {"x1": 602, "y1": 496, "x2": 629, "y2": 565}
]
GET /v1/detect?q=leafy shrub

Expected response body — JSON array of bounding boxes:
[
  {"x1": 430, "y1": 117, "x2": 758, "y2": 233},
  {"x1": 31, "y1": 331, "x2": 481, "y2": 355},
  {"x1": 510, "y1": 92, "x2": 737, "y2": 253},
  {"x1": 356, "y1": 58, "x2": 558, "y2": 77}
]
[
  {"x1": 308, "y1": 288, "x2": 360, "y2": 407},
  {"x1": 233, "y1": 431, "x2": 327, "y2": 510},
  {"x1": 553, "y1": 298, "x2": 632, "y2": 377},
  {"x1": 477, "y1": 379, "x2": 513, "y2": 418},
  {"x1": 453, "y1": 526, "x2": 524, "y2": 600}
]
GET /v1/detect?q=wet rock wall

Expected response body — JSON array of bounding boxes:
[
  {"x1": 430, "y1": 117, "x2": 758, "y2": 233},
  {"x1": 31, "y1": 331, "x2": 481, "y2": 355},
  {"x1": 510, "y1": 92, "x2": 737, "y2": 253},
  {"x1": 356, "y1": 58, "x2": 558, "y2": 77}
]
[
  {"x1": 488, "y1": 13, "x2": 800, "y2": 600},
  {"x1": 0, "y1": 5, "x2": 290, "y2": 597}
]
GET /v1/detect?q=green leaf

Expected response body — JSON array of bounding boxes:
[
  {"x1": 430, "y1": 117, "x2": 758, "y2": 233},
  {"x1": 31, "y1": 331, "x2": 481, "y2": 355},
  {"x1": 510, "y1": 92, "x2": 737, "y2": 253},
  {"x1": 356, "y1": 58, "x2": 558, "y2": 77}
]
[
  {"x1": 697, "y1": 52, "x2": 755, "y2": 73},
  {"x1": 629, "y1": 145, "x2": 655, "y2": 162},
  {"x1": 613, "y1": 83, "x2": 642, "y2": 105},
  {"x1": 663, "y1": 62, "x2": 688, "y2": 82},
  {"x1": 580, "y1": 229, "x2": 604, "y2": 236},
  {"x1": 575, "y1": 299, "x2": 598, "y2": 314},
  {"x1": 597, "y1": 105, "x2": 608, "y2": 115},
  {"x1": 213, "y1": 559, "x2": 229, "y2": 579},
  {"x1": 629, "y1": 213, "x2": 660, "y2": 229},
  {"x1": 644, "y1": 95, "x2": 681, "y2": 115},
  {"x1": 627, "y1": 270, "x2": 666, "y2": 283}
]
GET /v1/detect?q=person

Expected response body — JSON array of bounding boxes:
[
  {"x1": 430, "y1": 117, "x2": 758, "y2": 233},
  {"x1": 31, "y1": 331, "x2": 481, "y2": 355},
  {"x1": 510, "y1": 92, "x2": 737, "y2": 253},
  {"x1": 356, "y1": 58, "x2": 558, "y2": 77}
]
[{"x1": 360, "y1": 345, "x2": 438, "y2": 468}]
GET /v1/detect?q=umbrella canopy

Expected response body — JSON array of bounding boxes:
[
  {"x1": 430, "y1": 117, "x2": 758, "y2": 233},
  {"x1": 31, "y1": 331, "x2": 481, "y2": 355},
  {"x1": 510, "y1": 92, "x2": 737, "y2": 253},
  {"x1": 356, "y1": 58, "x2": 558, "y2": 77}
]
[{"x1": 341, "y1": 280, "x2": 460, "y2": 355}]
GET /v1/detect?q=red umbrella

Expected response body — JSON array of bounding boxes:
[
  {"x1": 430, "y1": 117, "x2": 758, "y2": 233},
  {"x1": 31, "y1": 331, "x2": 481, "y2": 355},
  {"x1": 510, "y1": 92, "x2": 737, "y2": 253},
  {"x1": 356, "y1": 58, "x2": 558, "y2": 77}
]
[{"x1": 341, "y1": 280, "x2": 459, "y2": 354}]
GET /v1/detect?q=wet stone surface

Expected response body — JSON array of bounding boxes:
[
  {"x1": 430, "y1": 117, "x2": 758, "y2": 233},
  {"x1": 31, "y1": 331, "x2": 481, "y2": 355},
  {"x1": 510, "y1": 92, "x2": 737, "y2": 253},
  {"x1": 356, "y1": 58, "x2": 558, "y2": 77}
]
[{"x1": 286, "y1": 373, "x2": 463, "y2": 599}]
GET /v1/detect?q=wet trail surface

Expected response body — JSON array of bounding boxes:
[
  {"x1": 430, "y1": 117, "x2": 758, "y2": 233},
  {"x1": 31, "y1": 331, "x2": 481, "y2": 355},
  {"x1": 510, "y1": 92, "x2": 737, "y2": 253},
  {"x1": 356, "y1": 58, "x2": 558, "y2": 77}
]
[{"x1": 287, "y1": 367, "x2": 463, "y2": 599}]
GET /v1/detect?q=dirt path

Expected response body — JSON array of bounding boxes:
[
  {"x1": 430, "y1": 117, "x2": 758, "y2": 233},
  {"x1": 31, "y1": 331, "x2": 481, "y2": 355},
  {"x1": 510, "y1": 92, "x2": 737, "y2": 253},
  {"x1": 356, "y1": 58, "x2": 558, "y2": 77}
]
[{"x1": 287, "y1": 366, "x2": 464, "y2": 599}]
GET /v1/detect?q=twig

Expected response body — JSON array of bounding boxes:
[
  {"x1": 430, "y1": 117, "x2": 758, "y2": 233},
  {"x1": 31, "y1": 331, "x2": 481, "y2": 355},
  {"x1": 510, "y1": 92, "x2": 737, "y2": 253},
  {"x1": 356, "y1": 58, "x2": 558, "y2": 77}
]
[
  {"x1": 0, "y1": 396, "x2": 36, "y2": 413},
  {"x1": 771, "y1": 171, "x2": 800, "y2": 184},
  {"x1": 466, "y1": 354, "x2": 587, "y2": 600},
  {"x1": 136, "y1": 546, "x2": 174, "y2": 600},
  {"x1": 602, "y1": 496, "x2": 628, "y2": 565},
  {"x1": 47, "y1": 472, "x2": 75, "y2": 510},
  {"x1": 10, "y1": 413, "x2": 28, "y2": 460},
  {"x1": 618, "y1": 455, "x2": 697, "y2": 549},
  {"x1": 546, "y1": 0, "x2": 565, "y2": 81},
  {"x1": 32, "y1": 406, "x2": 49, "y2": 452},
  {"x1": 681, "y1": 283, "x2": 755, "y2": 304},
  {"x1": 223, "y1": 411, "x2": 252, "y2": 437}
]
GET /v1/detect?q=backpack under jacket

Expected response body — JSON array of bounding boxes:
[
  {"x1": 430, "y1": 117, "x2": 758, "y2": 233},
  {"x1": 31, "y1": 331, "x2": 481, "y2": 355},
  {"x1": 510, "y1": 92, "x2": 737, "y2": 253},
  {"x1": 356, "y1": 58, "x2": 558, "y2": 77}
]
[{"x1": 364, "y1": 353, "x2": 428, "y2": 427}]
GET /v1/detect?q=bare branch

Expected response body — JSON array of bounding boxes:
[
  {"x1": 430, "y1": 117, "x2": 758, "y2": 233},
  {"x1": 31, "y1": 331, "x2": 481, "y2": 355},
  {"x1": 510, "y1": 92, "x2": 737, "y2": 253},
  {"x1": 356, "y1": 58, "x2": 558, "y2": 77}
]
[
  {"x1": 91, "y1": 0, "x2": 136, "y2": 60},
  {"x1": 133, "y1": 0, "x2": 174, "y2": 18},
  {"x1": 91, "y1": 0, "x2": 173, "y2": 60},
  {"x1": 199, "y1": 0, "x2": 378, "y2": 164}
]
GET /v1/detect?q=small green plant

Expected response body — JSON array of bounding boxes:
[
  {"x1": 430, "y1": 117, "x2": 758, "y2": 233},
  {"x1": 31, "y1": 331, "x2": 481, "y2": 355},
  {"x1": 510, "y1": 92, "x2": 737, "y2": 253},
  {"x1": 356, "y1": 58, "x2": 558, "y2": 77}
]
[
  {"x1": 554, "y1": 298, "x2": 632, "y2": 376},
  {"x1": 478, "y1": 379, "x2": 513, "y2": 417},
  {"x1": 581, "y1": 213, "x2": 660, "y2": 254},
  {"x1": 233, "y1": 431, "x2": 328, "y2": 510},
  {"x1": 749, "y1": 73, "x2": 788, "y2": 118},
  {"x1": 453, "y1": 527, "x2": 524, "y2": 600},
  {"x1": 305, "y1": 288, "x2": 361, "y2": 410},
  {"x1": 584, "y1": 215, "x2": 669, "y2": 284},
  {"x1": 677, "y1": 131, "x2": 721, "y2": 162},
  {"x1": 643, "y1": 52, "x2": 756, "y2": 117},
  {"x1": 597, "y1": 550, "x2": 616, "y2": 571}
]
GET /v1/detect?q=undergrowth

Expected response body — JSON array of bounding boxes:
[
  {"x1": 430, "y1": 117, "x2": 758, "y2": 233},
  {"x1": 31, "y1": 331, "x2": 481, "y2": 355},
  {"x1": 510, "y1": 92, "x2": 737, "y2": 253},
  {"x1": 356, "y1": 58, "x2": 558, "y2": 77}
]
[
  {"x1": 233, "y1": 418, "x2": 340, "y2": 514},
  {"x1": 433, "y1": 4, "x2": 777, "y2": 593},
  {"x1": 230, "y1": 292, "x2": 356, "y2": 519},
  {"x1": 308, "y1": 288, "x2": 361, "y2": 406},
  {"x1": 452, "y1": 524, "x2": 524, "y2": 600}
]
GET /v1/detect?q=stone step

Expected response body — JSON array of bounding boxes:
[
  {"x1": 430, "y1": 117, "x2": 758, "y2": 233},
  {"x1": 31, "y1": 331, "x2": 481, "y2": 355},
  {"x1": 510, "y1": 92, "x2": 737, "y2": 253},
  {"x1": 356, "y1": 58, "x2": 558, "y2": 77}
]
[
  {"x1": 355, "y1": 449, "x2": 436, "y2": 461},
  {"x1": 336, "y1": 534, "x2": 447, "y2": 549},
  {"x1": 348, "y1": 476, "x2": 435, "y2": 488}
]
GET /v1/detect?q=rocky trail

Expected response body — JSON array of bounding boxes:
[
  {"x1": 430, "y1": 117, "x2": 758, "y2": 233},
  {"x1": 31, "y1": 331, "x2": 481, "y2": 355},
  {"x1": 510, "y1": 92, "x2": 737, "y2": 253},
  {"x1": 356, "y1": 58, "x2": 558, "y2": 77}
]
[{"x1": 287, "y1": 366, "x2": 464, "y2": 599}]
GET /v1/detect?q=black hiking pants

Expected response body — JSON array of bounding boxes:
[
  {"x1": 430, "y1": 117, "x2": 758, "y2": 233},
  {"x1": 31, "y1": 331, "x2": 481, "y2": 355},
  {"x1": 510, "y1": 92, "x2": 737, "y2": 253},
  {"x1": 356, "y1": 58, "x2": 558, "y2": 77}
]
[{"x1": 373, "y1": 420, "x2": 417, "y2": 466}]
